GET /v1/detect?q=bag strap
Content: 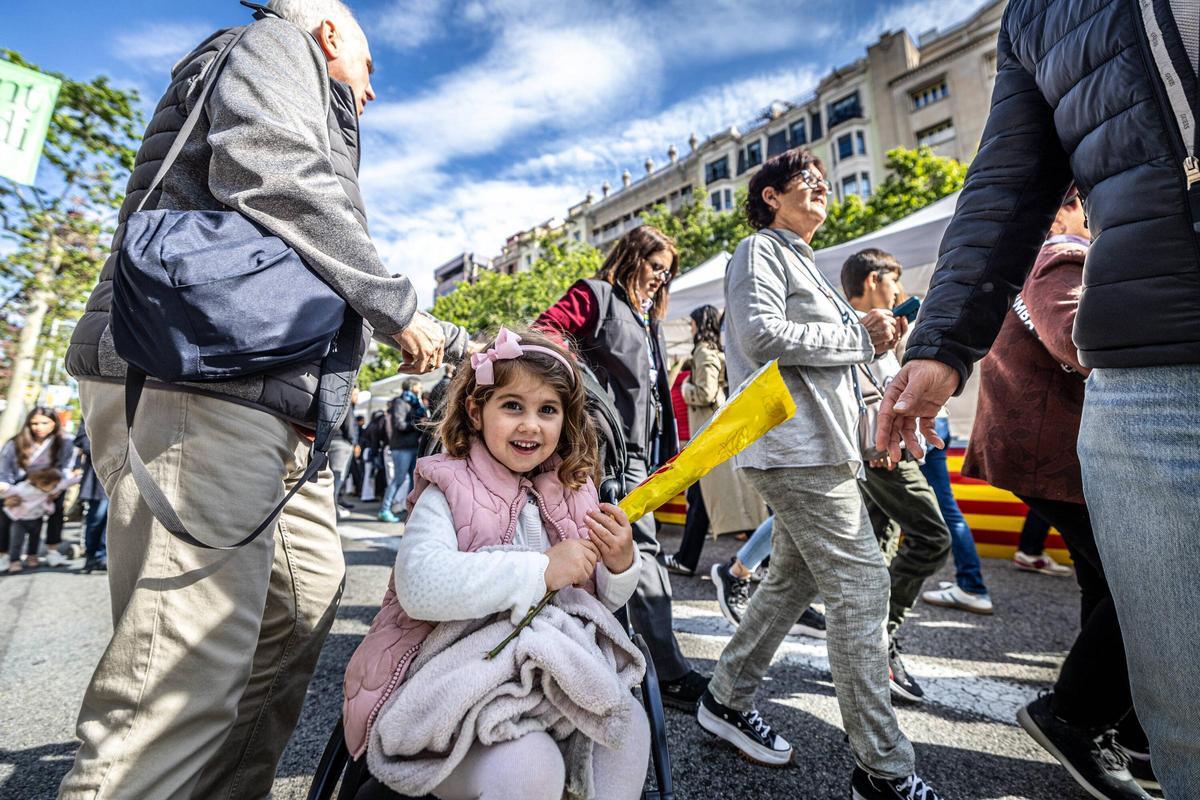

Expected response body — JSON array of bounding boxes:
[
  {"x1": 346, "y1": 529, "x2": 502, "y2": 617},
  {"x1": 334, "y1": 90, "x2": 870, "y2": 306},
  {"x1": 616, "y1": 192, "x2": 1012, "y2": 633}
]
[
  {"x1": 1137, "y1": 0, "x2": 1200, "y2": 186},
  {"x1": 762, "y1": 229, "x2": 887, "y2": 400},
  {"x1": 124, "y1": 368, "x2": 328, "y2": 550},
  {"x1": 133, "y1": 25, "x2": 251, "y2": 214}
]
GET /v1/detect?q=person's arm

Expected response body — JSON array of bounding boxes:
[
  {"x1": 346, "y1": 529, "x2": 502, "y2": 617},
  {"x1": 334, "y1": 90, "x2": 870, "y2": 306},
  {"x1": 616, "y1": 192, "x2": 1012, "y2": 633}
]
[
  {"x1": 535, "y1": 282, "x2": 598, "y2": 341},
  {"x1": 0, "y1": 442, "x2": 18, "y2": 485},
  {"x1": 681, "y1": 345, "x2": 722, "y2": 407},
  {"x1": 1023, "y1": 248, "x2": 1089, "y2": 375},
  {"x1": 394, "y1": 487, "x2": 550, "y2": 624},
  {"x1": 902, "y1": 21, "x2": 1074, "y2": 386},
  {"x1": 206, "y1": 19, "x2": 417, "y2": 337},
  {"x1": 730, "y1": 237, "x2": 874, "y2": 368},
  {"x1": 594, "y1": 560, "x2": 640, "y2": 612}
]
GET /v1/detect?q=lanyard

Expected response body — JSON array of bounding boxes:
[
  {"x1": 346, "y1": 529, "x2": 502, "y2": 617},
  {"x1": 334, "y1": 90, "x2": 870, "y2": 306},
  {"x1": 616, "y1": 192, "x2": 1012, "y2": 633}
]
[{"x1": 1138, "y1": 0, "x2": 1200, "y2": 186}]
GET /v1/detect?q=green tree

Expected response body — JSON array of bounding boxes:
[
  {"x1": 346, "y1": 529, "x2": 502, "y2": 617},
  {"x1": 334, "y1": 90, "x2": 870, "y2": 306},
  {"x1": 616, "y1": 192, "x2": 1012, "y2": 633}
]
[
  {"x1": 358, "y1": 234, "x2": 602, "y2": 388},
  {"x1": 810, "y1": 146, "x2": 966, "y2": 250},
  {"x1": 640, "y1": 189, "x2": 752, "y2": 273},
  {"x1": 0, "y1": 50, "x2": 141, "y2": 437}
]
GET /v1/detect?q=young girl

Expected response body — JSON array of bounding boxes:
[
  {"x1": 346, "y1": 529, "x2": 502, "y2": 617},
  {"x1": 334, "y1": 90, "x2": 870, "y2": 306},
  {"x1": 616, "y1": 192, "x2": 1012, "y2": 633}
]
[
  {"x1": 0, "y1": 407, "x2": 76, "y2": 573},
  {"x1": 342, "y1": 327, "x2": 650, "y2": 800}
]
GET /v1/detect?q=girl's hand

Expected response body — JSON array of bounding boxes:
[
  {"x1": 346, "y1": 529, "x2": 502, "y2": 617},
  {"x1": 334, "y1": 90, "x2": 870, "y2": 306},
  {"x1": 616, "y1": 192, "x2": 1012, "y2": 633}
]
[
  {"x1": 4, "y1": 497, "x2": 19, "y2": 508},
  {"x1": 586, "y1": 503, "x2": 636, "y2": 574},
  {"x1": 544, "y1": 539, "x2": 600, "y2": 592}
]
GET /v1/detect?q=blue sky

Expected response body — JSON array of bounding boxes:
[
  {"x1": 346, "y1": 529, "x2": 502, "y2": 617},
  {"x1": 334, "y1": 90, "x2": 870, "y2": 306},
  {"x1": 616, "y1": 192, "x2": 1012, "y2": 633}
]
[{"x1": 9, "y1": 0, "x2": 988, "y2": 305}]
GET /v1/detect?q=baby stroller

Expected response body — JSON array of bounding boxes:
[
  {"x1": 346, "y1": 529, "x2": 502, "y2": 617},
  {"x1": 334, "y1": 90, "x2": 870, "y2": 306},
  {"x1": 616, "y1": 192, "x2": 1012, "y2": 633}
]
[{"x1": 306, "y1": 364, "x2": 674, "y2": 800}]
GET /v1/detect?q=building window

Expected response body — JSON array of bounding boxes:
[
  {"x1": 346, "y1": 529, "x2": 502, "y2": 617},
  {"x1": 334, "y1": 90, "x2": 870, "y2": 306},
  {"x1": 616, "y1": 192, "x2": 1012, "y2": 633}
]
[
  {"x1": 837, "y1": 133, "x2": 854, "y2": 161},
  {"x1": 573, "y1": 231, "x2": 581, "y2": 241},
  {"x1": 910, "y1": 79, "x2": 949, "y2": 110},
  {"x1": 811, "y1": 111, "x2": 823, "y2": 141},
  {"x1": 856, "y1": 130, "x2": 866, "y2": 155},
  {"x1": 705, "y1": 155, "x2": 730, "y2": 184},
  {"x1": 680, "y1": 183, "x2": 693, "y2": 197},
  {"x1": 737, "y1": 139, "x2": 763, "y2": 174},
  {"x1": 827, "y1": 90, "x2": 863, "y2": 129},
  {"x1": 790, "y1": 118, "x2": 807, "y2": 146},
  {"x1": 711, "y1": 191, "x2": 722, "y2": 210},
  {"x1": 916, "y1": 119, "x2": 956, "y2": 148},
  {"x1": 860, "y1": 171, "x2": 871, "y2": 195},
  {"x1": 767, "y1": 130, "x2": 789, "y2": 157},
  {"x1": 831, "y1": 141, "x2": 838, "y2": 165},
  {"x1": 724, "y1": 188, "x2": 733, "y2": 210},
  {"x1": 842, "y1": 175, "x2": 860, "y2": 199}
]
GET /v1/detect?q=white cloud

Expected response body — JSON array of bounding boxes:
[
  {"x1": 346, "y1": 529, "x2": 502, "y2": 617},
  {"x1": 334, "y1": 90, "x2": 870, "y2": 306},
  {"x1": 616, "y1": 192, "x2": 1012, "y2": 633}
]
[
  {"x1": 860, "y1": 0, "x2": 990, "y2": 45},
  {"x1": 111, "y1": 22, "x2": 214, "y2": 74},
  {"x1": 370, "y1": 0, "x2": 450, "y2": 50}
]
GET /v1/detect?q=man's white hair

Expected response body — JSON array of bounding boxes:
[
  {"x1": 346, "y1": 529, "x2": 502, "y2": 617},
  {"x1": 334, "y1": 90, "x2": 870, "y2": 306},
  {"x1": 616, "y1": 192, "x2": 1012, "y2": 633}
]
[{"x1": 268, "y1": 0, "x2": 366, "y2": 45}]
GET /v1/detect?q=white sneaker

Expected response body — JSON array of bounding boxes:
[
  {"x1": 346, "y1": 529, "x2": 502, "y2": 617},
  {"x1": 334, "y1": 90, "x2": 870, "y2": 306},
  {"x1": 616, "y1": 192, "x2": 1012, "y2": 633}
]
[
  {"x1": 922, "y1": 582, "x2": 994, "y2": 615},
  {"x1": 1013, "y1": 550, "x2": 1073, "y2": 576},
  {"x1": 0, "y1": 554, "x2": 9, "y2": 573},
  {"x1": 336, "y1": 506, "x2": 351, "y2": 521},
  {"x1": 45, "y1": 549, "x2": 68, "y2": 568}
]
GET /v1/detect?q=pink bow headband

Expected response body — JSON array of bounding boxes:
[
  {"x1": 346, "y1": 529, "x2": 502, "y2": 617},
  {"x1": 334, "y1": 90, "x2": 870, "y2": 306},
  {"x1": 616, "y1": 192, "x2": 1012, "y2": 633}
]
[{"x1": 470, "y1": 327, "x2": 576, "y2": 386}]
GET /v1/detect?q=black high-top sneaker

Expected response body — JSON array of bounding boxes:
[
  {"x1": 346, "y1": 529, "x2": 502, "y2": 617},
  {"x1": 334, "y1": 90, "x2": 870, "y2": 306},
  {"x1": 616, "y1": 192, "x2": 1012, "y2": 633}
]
[
  {"x1": 888, "y1": 637, "x2": 925, "y2": 703},
  {"x1": 712, "y1": 558, "x2": 751, "y2": 626},
  {"x1": 696, "y1": 690, "x2": 792, "y2": 766},
  {"x1": 851, "y1": 767, "x2": 945, "y2": 800}
]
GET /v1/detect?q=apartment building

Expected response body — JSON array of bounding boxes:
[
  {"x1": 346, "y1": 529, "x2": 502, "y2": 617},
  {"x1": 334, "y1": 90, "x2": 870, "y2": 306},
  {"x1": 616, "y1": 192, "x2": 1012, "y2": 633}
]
[
  {"x1": 496, "y1": 0, "x2": 1005, "y2": 271},
  {"x1": 433, "y1": 251, "x2": 490, "y2": 297}
]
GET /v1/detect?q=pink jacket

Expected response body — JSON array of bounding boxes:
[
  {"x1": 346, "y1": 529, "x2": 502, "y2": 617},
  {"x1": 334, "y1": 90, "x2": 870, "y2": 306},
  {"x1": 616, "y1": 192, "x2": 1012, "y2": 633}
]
[{"x1": 341, "y1": 440, "x2": 600, "y2": 758}]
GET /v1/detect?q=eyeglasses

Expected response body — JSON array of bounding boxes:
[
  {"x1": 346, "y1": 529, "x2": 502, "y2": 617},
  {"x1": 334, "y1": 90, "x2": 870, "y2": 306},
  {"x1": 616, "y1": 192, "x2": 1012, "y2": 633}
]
[
  {"x1": 797, "y1": 169, "x2": 832, "y2": 193},
  {"x1": 650, "y1": 265, "x2": 673, "y2": 282}
]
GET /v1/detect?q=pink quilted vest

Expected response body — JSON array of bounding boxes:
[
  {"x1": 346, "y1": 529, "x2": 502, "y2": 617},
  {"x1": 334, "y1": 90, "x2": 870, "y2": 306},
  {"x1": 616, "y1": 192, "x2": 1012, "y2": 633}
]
[{"x1": 341, "y1": 439, "x2": 600, "y2": 758}]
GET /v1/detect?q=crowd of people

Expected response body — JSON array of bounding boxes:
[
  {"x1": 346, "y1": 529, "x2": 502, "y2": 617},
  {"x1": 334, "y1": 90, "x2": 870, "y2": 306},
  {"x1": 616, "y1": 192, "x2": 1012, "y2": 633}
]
[{"x1": 25, "y1": 1, "x2": 1199, "y2": 799}]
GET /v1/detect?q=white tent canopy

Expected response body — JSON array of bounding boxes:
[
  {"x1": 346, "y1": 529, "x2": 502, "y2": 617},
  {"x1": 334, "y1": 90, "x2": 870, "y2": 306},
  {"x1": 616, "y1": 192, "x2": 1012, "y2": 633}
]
[{"x1": 664, "y1": 190, "x2": 980, "y2": 435}]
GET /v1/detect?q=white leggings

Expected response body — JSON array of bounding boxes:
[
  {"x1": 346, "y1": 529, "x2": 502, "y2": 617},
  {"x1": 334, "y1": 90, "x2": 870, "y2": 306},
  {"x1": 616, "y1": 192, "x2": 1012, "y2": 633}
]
[{"x1": 432, "y1": 694, "x2": 650, "y2": 800}]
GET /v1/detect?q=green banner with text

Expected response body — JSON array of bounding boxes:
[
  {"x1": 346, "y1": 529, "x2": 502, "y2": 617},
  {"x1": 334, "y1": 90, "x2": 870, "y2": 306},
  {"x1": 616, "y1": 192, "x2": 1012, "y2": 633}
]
[{"x1": 0, "y1": 60, "x2": 62, "y2": 185}]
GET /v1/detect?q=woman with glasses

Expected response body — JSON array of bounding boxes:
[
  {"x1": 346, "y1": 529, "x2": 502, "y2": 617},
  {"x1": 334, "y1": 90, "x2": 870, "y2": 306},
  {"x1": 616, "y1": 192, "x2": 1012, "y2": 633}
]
[
  {"x1": 537, "y1": 225, "x2": 712, "y2": 712},
  {"x1": 695, "y1": 148, "x2": 947, "y2": 800}
]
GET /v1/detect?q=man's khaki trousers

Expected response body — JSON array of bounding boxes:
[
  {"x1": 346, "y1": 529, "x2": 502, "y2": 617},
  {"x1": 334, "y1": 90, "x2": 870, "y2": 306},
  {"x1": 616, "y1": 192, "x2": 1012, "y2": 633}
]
[{"x1": 59, "y1": 380, "x2": 345, "y2": 800}]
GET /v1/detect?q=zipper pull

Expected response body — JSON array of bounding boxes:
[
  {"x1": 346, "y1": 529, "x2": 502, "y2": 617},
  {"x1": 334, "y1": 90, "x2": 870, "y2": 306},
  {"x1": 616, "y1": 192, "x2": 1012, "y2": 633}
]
[{"x1": 1185, "y1": 156, "x2": 1200, "y2": 190}]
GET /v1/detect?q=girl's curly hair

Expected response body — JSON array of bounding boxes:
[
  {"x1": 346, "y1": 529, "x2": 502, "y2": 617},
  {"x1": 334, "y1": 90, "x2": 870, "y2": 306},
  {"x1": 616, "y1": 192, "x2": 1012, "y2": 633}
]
[{"x1": 437, "y1": 327, "x2": 599, "y2": 489}]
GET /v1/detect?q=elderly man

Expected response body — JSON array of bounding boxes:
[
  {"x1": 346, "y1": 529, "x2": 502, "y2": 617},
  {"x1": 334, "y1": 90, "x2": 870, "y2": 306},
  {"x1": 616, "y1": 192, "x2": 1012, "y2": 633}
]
[
  {"x1": 59, "y1": 2, "x2": 465, "y2": 798},
  {"x1": 877, "y1": 2, "x2": 1200, "y2": 798}
]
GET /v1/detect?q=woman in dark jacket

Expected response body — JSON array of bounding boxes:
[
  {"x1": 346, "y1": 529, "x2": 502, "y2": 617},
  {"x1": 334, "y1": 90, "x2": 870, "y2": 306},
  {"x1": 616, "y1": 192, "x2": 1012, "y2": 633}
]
[
  {"x1": 0, "y1": 407, "x2": 75, "y2": 573},
  {"x1": 963, "y1": 192, "x2": 1155, "y2": 798},
  {"x1": 74, "y1": 423, "x2": 108, "y2": 573},
  {"x1": 537, "y1": 224, "x2": 707, "y2": 709}
]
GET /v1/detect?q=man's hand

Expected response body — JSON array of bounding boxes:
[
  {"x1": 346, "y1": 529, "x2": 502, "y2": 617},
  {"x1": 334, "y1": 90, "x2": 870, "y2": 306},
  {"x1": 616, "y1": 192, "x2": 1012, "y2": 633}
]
[
  {"x1": 585, "y1": 503, "x2": 636, "y2": 574},
  {"x1": 876, "y1": 359, "x2": 959, "y2": 462},
  {"x1": 393, "y1": 312, "x2": 445, "y2": 374},
  {"x1": 861, "y1": 309, "x2": 904, "y2": 355},
  {"x1": 544, "y1": 539, "x2": 601, "y2": 592}
]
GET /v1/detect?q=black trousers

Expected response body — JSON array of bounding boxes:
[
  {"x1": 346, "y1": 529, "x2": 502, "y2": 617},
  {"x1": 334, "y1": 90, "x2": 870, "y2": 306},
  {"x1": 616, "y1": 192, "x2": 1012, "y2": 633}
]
[
  {"x1": 625, "y1": 455, "x2": 691, "y2": 682},
  {"x1": 1018, "y1": 509, "x2": 1051, "y2": 555},
  {"x1": 1016, "y1": 495, "x2": 1141, "y2": 732},
  {"x1": 673, "y1": 483, "x2": 709, "y2": 572}
]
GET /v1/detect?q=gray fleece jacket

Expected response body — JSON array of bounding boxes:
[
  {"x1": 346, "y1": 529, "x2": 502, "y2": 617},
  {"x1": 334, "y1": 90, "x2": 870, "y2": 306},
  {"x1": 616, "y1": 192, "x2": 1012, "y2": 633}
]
[{"x1": 723, "y1": 228, "x2": 875, "y2": 471}]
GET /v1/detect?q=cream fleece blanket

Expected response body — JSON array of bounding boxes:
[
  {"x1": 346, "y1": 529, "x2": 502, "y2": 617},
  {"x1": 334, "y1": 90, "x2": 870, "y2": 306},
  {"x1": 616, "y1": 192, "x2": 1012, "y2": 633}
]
[{"x1": 366, "y1": 585, "x2": 646, "y2": 800}]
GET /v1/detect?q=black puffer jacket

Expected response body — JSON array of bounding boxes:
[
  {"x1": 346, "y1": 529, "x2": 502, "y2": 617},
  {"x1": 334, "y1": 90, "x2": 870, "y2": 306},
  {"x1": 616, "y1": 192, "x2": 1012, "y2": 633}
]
[{"x1": 907, "y1": 0, "x2": 1200, "y2": 381}]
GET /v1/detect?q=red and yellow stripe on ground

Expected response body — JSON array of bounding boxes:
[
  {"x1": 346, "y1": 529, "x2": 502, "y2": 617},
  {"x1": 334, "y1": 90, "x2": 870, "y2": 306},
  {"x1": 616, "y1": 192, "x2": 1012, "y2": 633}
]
[{"x1": 654, "y1": 447, "x2": 1071, "y2": 563}]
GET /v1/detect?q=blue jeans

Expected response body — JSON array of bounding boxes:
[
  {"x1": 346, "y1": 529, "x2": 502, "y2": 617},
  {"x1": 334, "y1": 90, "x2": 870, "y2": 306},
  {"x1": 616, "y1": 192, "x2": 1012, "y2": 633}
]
[
  {"x1": 84, "y1": 496, "x2": 109, "y2": 560},
  {"x1": 737, "y1": 515, "x2": 774, "y2": 571},
  {"x1": 381, "y1": 448, "x2": 419, "y2": 511},
  {"x1": 1079, "y1": 366, "x2": 1200, "y2": 797},
  {"x1": 919, "y1": 417, "x2": 988, "y2": 596}
]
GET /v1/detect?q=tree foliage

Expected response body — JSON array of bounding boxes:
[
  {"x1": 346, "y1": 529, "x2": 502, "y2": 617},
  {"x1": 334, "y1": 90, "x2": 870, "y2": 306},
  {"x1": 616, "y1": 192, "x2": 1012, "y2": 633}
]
[
  {"x1": 0, "y1": 51, "x2": 142, "y2": 374},
  {"x1": 810, "y1": 146, "x2": 966, "y2": 250},
  {"x1": 358, "y1": 234, "x2": 603, "y2": 388},
  {"x1": 640, "y1": 190, "x2": 752, "y2": 274},
  {"x1": 431, "y1": 234, "x2": 601, "y2": 334}
]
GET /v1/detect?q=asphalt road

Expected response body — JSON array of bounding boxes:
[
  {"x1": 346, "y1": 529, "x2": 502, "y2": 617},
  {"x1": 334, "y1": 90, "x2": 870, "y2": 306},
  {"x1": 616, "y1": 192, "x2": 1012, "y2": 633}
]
[{"x1": 0, "y1": 504, "x2": 1123, "y2": 800}]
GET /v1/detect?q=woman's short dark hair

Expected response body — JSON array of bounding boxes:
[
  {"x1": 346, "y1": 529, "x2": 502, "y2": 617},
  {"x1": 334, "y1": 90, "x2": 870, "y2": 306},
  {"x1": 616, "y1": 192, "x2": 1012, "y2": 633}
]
[
  {"x1": 745, "y1": 147, "x2": 826, "y2": 231},
  {"x1": 688, "y1": 304, "x2": 723, "y2": 349}
]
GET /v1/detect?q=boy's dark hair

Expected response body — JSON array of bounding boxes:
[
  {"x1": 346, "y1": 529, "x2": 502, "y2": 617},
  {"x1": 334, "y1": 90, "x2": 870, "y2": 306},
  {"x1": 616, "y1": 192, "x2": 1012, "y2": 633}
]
[
  {"x1": 840, "y1": 248, "x2": 903, "y2": 299},
  {"x1": 402, "y1": 378, "x2": 422, "y2": 393},
  {"x1": 745, "y1": 147, "x2": 826, "y2": 230}
]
